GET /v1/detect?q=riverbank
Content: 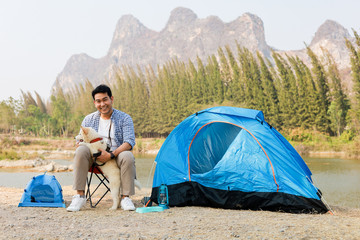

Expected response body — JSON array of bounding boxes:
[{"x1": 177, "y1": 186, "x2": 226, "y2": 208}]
[
  {"x1": 1, "y1": 186, "x2": 360, "y2": 239},
  {"x1": 0, "y1": 135, "x2": 161, "y2": 161},
  {"x1": 0, "y1": 135, "x2": 162, "y2": 172}
]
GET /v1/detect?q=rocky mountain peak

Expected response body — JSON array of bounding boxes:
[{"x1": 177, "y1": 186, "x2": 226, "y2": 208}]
[
  {"x1": 165, "y1": 7, "x2": 198, "y2": 32},
  {"x1": 311, "y1": 20, "x2": 351, "y2": 45},
  {"x1": 111, "y1": 15, "x2": 149, "y2": 43},
  {"x1": 227, "y1": 12, "x2": 268, "y2": 56},
  {"x1": 54, "y1": 8, "x2": 354, "y2": 96},
  {"x1": 241, "y1": 12, "x2": 263, "y2": 24}
]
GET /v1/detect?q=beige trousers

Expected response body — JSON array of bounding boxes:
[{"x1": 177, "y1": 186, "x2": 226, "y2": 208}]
[{"x1": 73, "y1": 145, "x2": 136, "y2": 196}]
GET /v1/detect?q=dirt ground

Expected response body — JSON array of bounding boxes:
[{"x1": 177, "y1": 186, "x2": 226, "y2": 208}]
[{"x1": 1, "y1": 186, "x2": 360, "y2": 240}]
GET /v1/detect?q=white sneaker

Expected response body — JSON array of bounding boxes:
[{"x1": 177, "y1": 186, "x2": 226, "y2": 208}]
[
  {"x1": 121, "y1": 197, "x2": 135, "y2": 211},
  {"x1": 67, "y1": 195, "x2": 86, "y2": 212}
]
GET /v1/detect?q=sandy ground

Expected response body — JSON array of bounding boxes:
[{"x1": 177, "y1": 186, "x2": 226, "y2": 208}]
[{"x1": 1, "y1": 186, "x2": 360, "y2": 240}]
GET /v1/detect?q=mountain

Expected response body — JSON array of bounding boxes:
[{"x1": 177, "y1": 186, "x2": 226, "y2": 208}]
[
  {"x1": 280, "y1": 20, "x2": 354, "y2": 90},
  {"x1": 53, "y1": 7, "x2": 354, "y2": 94}
]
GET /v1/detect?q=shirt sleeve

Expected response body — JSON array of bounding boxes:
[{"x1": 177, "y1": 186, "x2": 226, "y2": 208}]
[
  {"x1": 81, "y1": 114, "x2": 91, "y2": 127},
  {"x1": 122, "y1": 114, "x2": 136, "y2": 148}
]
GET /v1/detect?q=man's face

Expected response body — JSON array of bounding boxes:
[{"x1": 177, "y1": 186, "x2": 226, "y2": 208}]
[{"x1": 94, "y1": 92, "x2": 113, "y2": 116}]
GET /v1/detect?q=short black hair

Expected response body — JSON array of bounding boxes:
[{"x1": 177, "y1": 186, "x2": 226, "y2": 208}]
[{"x1": 92, "y1": 84, "x2": 112, "y2": 100}]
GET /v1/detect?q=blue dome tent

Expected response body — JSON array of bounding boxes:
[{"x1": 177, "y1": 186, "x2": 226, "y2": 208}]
[
  {"x1": 150, "y1": 106, "x2": 328, "y2": 213},
  {"x1": 18, "y1": 173, "x2": 66, "y2": 208}
]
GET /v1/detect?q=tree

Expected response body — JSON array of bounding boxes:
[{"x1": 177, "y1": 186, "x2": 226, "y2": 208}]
[
  {"x1": 257, "y1": 52, "x2": 280, "y2": 126},
  {"x1": 206, "y1": 55, "x2": 224, "y2": 104},
  {"x1": 288, "y1": 56, "x2": 318, "y2": 129},
  {"x1": 218, "y1": 47, "x2": 233, "y2": 100},
  {"x1": 35, "y1": 91, "x2": 47, "y2": 114},
  {"x1": 272, "y1": 53, "x2": 298, "y2": 129},
  {"x1": 0, "y1": 98, "x2": 17, "y2": 133},
  {"x1": 130, "y1": 65, "x2": 150, "y2": 137},
  {"x1": 345, "y1": 30, "x2": 360, "y2": 132},
  {"x1": 50, "y1": 88, "x2": 71, "y2": 137},
  {"x1": 226, "y1": 44, "x2": 243, "y2": 103},
  {"x1": 324, "y1": 51, "x2": 350, "y2": 136},
  {"x1": 307, "y1": 46, "x2": 331, "y2": 133}
]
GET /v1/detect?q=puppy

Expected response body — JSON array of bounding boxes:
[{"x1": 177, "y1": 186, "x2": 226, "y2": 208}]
[{"x1": 77, "y1": 126, "x2": 141, "y2": 210}]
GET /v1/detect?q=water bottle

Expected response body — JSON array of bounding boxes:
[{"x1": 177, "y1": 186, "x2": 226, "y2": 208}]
[{"x1": 158, "y1": 184, "x2": 169, "y2": 209}]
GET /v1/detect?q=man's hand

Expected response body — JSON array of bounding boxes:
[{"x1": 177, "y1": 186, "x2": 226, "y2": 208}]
[{"x1": 95, "y1": 149, "x2": 112, "y2": 163}]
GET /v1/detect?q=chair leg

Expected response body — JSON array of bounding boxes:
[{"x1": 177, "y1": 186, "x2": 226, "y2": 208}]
[
  {"x1": 86, "y1": 165, "x2": 111, "y2": 208},
  {"x1": 86, "y1": 165, "x2": 95, "y2": 208}
]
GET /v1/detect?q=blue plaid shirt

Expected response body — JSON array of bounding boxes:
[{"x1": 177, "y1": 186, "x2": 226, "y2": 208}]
[{"x1": 81, "y1": 109, "x2": 136, "y2": 148}]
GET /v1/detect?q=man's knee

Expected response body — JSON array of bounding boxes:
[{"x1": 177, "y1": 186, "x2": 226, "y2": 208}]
[
  {"x1": 75, "y1": 145, "x2": 91, "y2": 157},
  {"x1": 116, "y1": 151, "x2": 135, "y2": 167},
  {"x1": 74, "y1": 145, "x2": 92, "y2": 168}
]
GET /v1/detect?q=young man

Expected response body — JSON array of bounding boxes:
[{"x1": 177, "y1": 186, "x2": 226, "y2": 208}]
[{"x1": 67, "y1": 84, "x2": 136, "y2": 212}]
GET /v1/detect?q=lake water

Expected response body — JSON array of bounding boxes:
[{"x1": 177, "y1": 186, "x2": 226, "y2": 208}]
[
  {"x1": 305, "y1": 157, "x2": 360, "y2": 209},
  {"x1": 1, "y1": 156, "x2": 359, "y2": 209},
  {"x1": 0, "y1": 156, "x2": 157, "y2": 189}
]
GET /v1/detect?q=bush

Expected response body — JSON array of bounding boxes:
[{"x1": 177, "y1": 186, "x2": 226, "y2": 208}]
[
  {"x1": 285, "y1": 128, "x2": 327, "y2": 143},
  {"x1": 31, "y1": 140, "x2": 49, "y2": 146},
  {"x1": 135, "y1": 140, "x2": 144, "y2": 153},
  {"x1": 345, "y1": 136, "x2": 360, "y2": 159},
  {"x1": 0, "y1": 149, "x2": 20, "y2": 160},
  {"x1": 0, "y1": 136, "x2": 31, "y2": 148},
  {"x1": 154, "y1": 138, "x2": 165, "y2": 148},
  {"x1": 340, "y1": 130, "x2": 356, "y2": 142}
]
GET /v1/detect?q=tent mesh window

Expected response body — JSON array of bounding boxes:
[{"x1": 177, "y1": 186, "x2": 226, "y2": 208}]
[
  {"x1": 189, "y1": 122, "x2": 241, "y2": 174},
  {"x1": 31, "y1": 185, "x2": 55, "y2": 203}
]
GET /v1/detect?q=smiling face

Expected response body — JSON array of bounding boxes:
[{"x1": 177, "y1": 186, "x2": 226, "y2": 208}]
[{"x1": 93, "y1": 92, "x2": 114, "y2": 119}]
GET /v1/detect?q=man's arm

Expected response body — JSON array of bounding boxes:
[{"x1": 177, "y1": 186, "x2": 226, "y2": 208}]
[{"x1": 96, "y1": 142, "x2": 132, "y2": 163}]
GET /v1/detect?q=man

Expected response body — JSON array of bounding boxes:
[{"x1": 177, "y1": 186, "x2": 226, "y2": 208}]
[{"x1": 67, "y1": 84, "x2": 136, "y2": 212}]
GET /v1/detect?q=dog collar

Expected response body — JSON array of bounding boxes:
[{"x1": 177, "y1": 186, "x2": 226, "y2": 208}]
[{"x1": 90, "y1": 137, "x2": 103, "y2": 143}]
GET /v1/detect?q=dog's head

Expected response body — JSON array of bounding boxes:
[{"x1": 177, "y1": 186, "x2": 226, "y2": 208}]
[
  {"x1": 79, "y1": 126, "x2": 101, "y2": 143},
  {"x1": 75, "y1": 134, "x2": 83, "y2": 143},
  {"x1": 78, "y1": 126, "x2": 107, "y2": 156}
]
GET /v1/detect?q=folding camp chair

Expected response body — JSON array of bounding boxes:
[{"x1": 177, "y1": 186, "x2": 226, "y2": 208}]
[{"x1": 86, "y1": 164, "x2": 110, "y2": 208}]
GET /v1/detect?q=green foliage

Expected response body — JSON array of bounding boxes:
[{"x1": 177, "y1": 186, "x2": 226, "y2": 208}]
[
  {"x1": 345, "y1": 30, "x2": 360, "y2": 132},
  {"x1": 340, "y1": 130, "x2": 356, "y2": 142},
  {"x1": 50, "y1": 92, "x2": 71, "y2": 137},
  {"x1": 0, "y1": 99, "x2": 17, "y2": 131},
  {"x1": 1, "y1": 136, "x2": 31, "y2": 147},
  {"x1": 286, "y1": 128, "x2": 315, "y2": 142},
  {"x1": 257, "y1": 52, "x2": 280, "y2": 128},
  {"x1": 134, "y1": 140, "x2": 144, "y2": 153},
  {"x1": 0, "y1": 149, "x2": 20, "y2": 160},
  {"x1": 272, "y1": 52, "x2": 298, "y2": 129},
  {"x1": 306, "y1": 47, "x2": 331, "y2": 134}
]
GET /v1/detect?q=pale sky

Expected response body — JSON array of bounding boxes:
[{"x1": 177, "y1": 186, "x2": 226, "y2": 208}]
[{"x1": 0, "y1": 0, "x2": 359, "y2": 102}]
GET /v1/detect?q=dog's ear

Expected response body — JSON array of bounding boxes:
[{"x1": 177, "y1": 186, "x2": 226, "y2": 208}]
[{"x1": 81, "y1": 126, "x2": 89, "y2": 135}]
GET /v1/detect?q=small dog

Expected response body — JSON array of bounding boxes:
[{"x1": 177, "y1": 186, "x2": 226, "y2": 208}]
[{"x1": 77, "y1": 126, "x2": 141, "y2": 210}]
